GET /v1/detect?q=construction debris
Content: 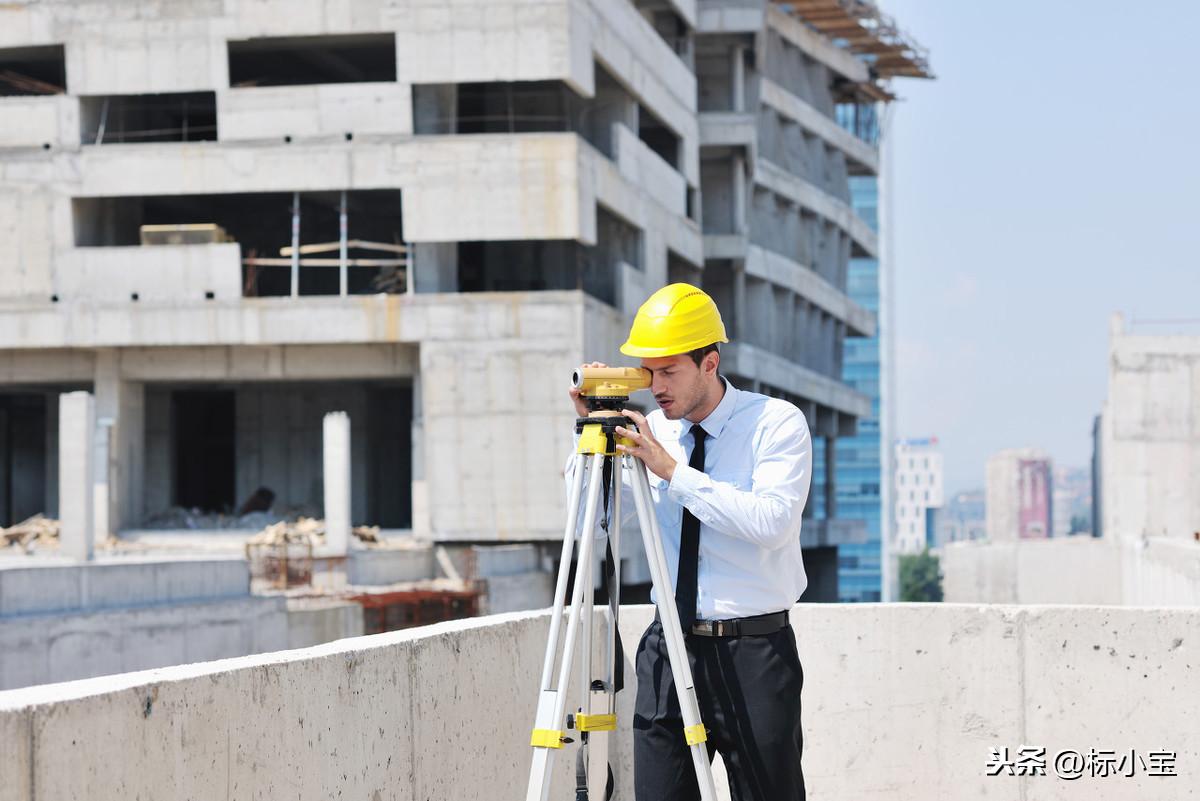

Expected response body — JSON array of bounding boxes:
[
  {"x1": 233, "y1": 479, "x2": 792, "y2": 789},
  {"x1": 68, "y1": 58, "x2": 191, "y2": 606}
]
[
  {"x1": 244, "y1": 517, "x2": 386, "y2": 589},
  {"x1": 244, "y1": 517, "x2": 381, "y2": 548},
  {"x1": 1, "y1": 514, "x2": 60, "y2": 553}
]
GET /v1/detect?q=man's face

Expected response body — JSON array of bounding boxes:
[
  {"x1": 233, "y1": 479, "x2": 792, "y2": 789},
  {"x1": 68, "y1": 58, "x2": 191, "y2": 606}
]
[{"x1": 641, "y1": 353, "x2": 714, "y2": 420}]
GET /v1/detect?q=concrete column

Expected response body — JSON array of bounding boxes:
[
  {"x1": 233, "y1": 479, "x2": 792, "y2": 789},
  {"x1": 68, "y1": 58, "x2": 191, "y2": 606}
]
[
  {"x1": 731, "y1": 46, "x2": 745, "y2": 112},
  {"x1": 413, "y1": 83, "x2": 457, "y2": 134},
  {"x1": 591, "y1": 73, "x2": 638, "y2": 157},
  {"x1": 410, "y1": 369, "x2": 431, "y2": 538},
  {"x1": 323, "y1": 411, "x2": 351, "y2": 556},
  {"x1": 93, "y1": 350, "x2": 145, "y2": 533},
  {"x1": 824, "y1": 433, "x2": 837, "y2": 520},
  {"x1": 93, "y1": 418, "x2": 113, "y2": 544},
  {"x1": 732, "y1": 155, "x2": 746, "y2": 234},
  {"x1": 59, "y1": 391, "x2": 95, "y2": 561},
  {"x1": 732, "y1": 260, "x2": 747, "y2": 341},
  {"x1": 412, "y1": 243, "x2": 459, "y2": 293}
]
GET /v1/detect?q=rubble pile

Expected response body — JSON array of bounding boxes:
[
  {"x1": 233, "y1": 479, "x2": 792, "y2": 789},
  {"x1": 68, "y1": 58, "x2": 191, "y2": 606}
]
[
  {"x1": 244, "y1": 518, "x2": 382, "y2": 548},
  {"x1": 1, "y1": 514, "x2": 60, "y2": 553}
]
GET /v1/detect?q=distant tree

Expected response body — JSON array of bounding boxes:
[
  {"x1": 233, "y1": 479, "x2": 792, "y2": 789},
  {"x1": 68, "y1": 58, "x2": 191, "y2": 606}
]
[{"x1": 899, "y1": 549, "x2": 943, "y2": 602}]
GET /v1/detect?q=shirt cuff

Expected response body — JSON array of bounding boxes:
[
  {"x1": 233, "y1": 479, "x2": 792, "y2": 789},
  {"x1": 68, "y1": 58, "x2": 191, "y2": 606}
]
[{"x1": 668, "y1": 462, "x2": 705, "y2": 502}]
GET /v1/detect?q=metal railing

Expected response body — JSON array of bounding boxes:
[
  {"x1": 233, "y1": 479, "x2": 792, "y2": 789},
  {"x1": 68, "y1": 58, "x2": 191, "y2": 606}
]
[{"x1": 240, "y1": 191, "x2": 410, "y2": 297}]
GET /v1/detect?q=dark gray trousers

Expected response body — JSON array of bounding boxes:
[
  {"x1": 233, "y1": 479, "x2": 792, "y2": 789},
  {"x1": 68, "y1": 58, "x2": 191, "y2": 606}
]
[{"x1": 632, "y1": 619, "x2": 806, "y2": 801}]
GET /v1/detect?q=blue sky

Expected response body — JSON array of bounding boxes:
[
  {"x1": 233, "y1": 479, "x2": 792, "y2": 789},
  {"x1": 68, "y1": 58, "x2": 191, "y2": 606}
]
[{"x1": 882, "y1": 0, "x2": 1200, "y2": 493}]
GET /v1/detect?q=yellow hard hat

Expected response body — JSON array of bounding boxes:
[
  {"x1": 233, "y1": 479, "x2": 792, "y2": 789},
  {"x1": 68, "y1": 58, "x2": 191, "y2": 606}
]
[{"x1": 620, "y1": 283, "x2": 729, "y2": 358}]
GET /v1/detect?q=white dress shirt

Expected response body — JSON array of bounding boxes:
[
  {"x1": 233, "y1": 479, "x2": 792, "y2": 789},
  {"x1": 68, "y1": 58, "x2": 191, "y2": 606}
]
[{"x1": 566, "y1": 377, "x2": 813, "y2": 619}]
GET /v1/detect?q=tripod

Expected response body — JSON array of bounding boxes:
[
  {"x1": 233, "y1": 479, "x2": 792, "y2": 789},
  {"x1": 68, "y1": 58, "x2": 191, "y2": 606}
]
[{"x1": 526, "y1": 394, "x2": 718, "y2": 801}]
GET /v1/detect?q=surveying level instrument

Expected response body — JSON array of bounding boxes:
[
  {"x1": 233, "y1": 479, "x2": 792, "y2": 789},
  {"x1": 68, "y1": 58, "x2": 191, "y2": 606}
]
[{"x1": 525, "y1": 367, "x2": 719, "y2": 801}]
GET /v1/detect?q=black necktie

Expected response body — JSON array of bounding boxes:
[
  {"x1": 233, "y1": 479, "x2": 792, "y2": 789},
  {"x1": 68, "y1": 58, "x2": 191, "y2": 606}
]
[{"x1": 676, "y1": 424, "x2": 707, "y2": 630}]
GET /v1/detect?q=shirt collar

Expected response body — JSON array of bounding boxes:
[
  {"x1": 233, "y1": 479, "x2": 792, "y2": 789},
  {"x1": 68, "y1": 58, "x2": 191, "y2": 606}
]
[{"x1": 691, "y1": 377, "x2": 737, "y2": 440}]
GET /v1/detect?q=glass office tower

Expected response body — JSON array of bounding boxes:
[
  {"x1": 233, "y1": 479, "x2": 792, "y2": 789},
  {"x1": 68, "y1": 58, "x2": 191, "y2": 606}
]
[{"x1": 835, "y1": 174, "x2": 884, "y2": 602}]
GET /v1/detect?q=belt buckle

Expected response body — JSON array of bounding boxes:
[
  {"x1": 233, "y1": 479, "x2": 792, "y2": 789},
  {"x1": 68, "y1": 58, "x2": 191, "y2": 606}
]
[
  {"x1": 692, "y1": 620, "x2": 714, "y2": 636},
  {"x1": 704, "y1": 619, "x2": 732, "y2": 637}
]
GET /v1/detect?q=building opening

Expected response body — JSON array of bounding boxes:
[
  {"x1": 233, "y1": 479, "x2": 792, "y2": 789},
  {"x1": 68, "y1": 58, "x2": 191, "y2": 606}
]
[
  {"x1": 638, "y1": 104, "x2": 680, "y2": 168},
  {"x1": 413, "y1": 80, "x2": 588, "y2": 135},
  {"x1": 227, "y1": 33, "x2": 397, "y2": 87},
  {"x1": 0, "y1": 44, "x2": 66, "y2": 95},
  {"x1": 71, "y1": 190, "x2": 406, "y2": 297},
  {"x1": 172, "y1": 390, "x2": 236, "y2": 513},
  {"x1": 633, "y1": 1, "x2": 693, "y2": 66},
  {"x1": 411, "y1": 63, "x2": 656, "y2": 167},
  {"x1": 454, "y1": 207, "x2": 641, "y2": 307},
  {"x1": 79, "y1": 92, "x2": 218, "y2": 145},
  {"x1": 0, "y1": 394, "x2": 49, "y2": 527},
  {"x1": 667, "y1": 249, "x2": 701, "y2": 286},
  {"x1": 144, "y1": 380, "x2": 413, "y2": 529}
]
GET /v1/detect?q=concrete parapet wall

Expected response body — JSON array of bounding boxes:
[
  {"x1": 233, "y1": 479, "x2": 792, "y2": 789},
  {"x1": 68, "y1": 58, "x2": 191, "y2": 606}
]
[
  {"x1": 218, "y1": 83, "x2": 413, "y2": 141},
  {"x1": 1121, "y1": 537, "x2": 1200, "y2": 606},
  {"x1": 943, "y1": 536, "x2": 1200, "y2": 607},
  {"x1": 613, "y1": 122, "x2": 687, "y2": 217},
  {"x1": 0, "y1": 557, "x2": 250, "y2": 618},
  {"x1": 347, "y1": 547, "x2": 435, "y2": 586},
  {"x1": 1, "y1": 604, "x2": 1196, "y2": 800},
  {"x1": 942, "y1": 537, "x2": 1122, "y2": 605},
  {"x1": 0, "y1": 595, "x2": 287, "y2": 691},
  {"x1": 0, "y1": 96, "x2": 80, "y2": 150},
  {"x1": 57, "y1": 243, "x2": 243, "y2": 304},
  {"x1": 285, "y1": 598, "x2": 364, "y2": 650}
]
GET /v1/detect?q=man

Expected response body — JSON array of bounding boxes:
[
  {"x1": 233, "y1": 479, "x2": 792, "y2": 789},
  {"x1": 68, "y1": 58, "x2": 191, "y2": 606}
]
[{"x1": 567, "y1": 283, "x2": 812, "y2": 801}]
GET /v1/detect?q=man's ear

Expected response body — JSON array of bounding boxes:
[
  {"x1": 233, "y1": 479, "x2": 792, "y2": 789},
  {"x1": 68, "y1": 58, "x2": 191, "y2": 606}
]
[{"x1": 705, "y1": 351, "x2": 720, "y2": 377}]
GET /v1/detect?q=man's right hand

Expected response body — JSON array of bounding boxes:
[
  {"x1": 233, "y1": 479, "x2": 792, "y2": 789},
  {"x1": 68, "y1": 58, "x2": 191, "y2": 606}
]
[{"x1": 569, "y1": 361, "x2": 608, "y2": 417}]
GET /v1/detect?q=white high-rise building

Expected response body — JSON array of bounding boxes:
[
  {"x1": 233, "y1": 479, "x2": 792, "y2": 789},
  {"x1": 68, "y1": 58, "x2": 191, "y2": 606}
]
[{"x1": 893, "y1": 437, "x2": 943, "y2": 553}]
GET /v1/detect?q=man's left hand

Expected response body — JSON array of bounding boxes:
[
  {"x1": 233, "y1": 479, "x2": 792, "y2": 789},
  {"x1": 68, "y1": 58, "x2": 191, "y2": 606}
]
[{"x1": 615, "y1": 409, "x2": 678, "y2": 482}]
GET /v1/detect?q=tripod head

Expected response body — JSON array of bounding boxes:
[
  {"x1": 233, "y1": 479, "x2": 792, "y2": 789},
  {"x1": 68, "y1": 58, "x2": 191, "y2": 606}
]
[
  {"x1": 572, "y1": 367, "x2": 651, "y2": 455},
  {"x1": 572, "y1": 366, "x2": 651, "y2": 414}
]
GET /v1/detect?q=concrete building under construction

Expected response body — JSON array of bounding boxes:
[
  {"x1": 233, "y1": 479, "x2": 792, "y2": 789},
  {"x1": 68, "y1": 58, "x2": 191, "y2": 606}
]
[{"x1": 0, "y1": 0, "x2": 931, "y2": 600}]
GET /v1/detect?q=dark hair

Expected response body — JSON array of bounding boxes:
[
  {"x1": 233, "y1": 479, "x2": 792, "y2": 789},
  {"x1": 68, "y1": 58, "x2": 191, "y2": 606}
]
[{"x1": 686, "y1": 342, "x2": 720, "y2": 369}]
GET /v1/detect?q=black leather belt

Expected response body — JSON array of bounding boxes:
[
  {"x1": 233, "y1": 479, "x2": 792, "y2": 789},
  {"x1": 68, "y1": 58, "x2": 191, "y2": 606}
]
[{"x1": 689, "y1": 610, "x2": 789, "y2": 638}]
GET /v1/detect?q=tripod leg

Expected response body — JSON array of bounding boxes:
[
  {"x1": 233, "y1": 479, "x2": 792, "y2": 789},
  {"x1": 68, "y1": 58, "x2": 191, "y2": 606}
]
[
  {"x1": 586, "y1": 457, "x2": 621, "y2": 801},
  {"x1": 527, "y1": 452, "x2": 606, "y2": 801},
  {"x1": 606, "y1": 458, "x2": 621, "y2": 690},
  {"x1": 627, "y1": 457, "x2": 719, "y2": 801},
  {"x1": 539, "y1": 453, "x2": 588, "y2": 691}
]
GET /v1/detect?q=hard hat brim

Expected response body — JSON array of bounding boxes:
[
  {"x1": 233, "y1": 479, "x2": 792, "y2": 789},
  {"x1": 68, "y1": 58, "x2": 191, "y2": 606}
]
[{"x1": 619, "y1": 336, "x2": 729, "y2": 359}]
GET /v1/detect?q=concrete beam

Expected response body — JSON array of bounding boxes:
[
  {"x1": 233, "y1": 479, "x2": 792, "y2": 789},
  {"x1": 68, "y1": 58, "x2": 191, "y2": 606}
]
[
  {"x1": 759, "y1": 77, "x2": 879, "y2": 174},
  {"x1": 754, "y1": 158, "x2": 879, "y2": 258},
  {"x1": 0, "y1": 291, "x2": 590, "y2": 351},
  {"x1": 721, "y1": 342, "x2": 870, "y2": 419},
  {"x1": 743, "y1": 244, "x2": 876, "y2": 337},
  {"x1": 698, "y1": 111, "x2": 757, "y2": 157},
  {"x1": 764, "y1": 4, "x2": 871, "y2": 84}
]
